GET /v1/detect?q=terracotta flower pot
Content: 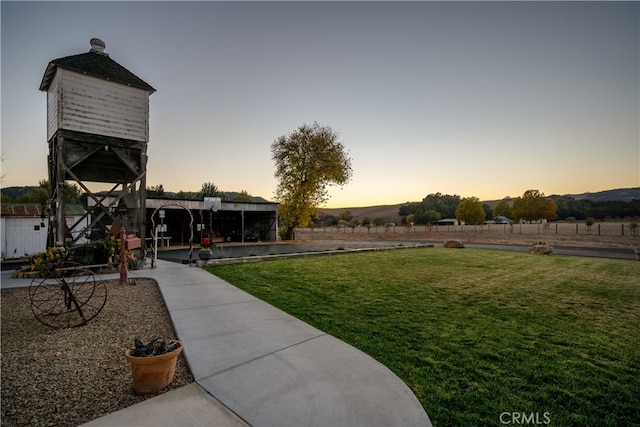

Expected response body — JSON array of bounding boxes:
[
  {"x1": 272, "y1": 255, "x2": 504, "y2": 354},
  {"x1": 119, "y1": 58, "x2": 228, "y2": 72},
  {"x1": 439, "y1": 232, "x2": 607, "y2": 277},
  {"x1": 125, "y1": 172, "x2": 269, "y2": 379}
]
[{"x1": 124, "y1": 340, "x2": 183, "y2": 395}]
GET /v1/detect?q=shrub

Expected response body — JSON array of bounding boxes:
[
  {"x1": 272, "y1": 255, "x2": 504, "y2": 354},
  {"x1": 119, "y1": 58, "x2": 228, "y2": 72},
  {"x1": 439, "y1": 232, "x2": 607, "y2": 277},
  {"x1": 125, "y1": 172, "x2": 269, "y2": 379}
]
[{"x1": 30, "y1": 246, "x2": 66, "y2": 271}]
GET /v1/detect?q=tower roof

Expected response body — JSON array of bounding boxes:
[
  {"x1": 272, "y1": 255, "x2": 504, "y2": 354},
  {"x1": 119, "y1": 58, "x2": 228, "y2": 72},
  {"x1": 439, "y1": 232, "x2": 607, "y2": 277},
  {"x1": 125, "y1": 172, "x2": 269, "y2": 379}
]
[{"x1": 39, "y1": 39, "x2": 156, "y2": 94}]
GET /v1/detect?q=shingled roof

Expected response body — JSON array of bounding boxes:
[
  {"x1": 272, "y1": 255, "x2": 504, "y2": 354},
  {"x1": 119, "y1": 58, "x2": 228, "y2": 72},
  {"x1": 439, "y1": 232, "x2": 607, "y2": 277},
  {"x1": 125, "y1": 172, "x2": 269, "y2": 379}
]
[{"x1": 39, "y1": 39, "x2": 155, "y2": 94}]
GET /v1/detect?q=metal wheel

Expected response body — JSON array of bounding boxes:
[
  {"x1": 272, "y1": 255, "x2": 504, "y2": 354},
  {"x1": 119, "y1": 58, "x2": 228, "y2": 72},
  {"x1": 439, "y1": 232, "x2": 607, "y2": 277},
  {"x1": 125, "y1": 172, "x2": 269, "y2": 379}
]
[{"x1": 29, "y1": 266, "x2": 107, "y2": 329}]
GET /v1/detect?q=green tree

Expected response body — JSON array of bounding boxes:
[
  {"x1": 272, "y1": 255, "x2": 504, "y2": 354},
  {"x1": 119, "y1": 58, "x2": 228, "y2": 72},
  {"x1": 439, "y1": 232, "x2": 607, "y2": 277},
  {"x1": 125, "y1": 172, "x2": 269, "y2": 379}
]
[
  {"x1": 15, "y1": 181, "x2": 49, "y2": 204},
  {"x1": 512, "y1": 190, "x2": 558, "y2": 222},
  {"x1": 585, "y1": 217, "x2": 596, "y2": 235},
  {"x1": 233, "y1": 190, "x2": 253, "y2": 202},
  {"x1": 339, "y1": 210, "x2": 353, "y2": 222},
  {"x1": 550, "y1": 195, "x2": 591, "y2": 220},
  {"x1": 147, "y1": 184, "x2": 166, "y2": 198},
  {"x1": 16, "y1": 180, "x2": 80, "y2": 205},
  {"x1": 422, "y1": 193, "x2": 461, "y2": 219},
  {"x1": 493, "y1": 199, "x2": 512, "y2": 218},
  {"x1": 399, "y1": 202, "x2": 420, "y2": 217},
  {"x1": 424, "y1": 209, "x2": 442, "y2": 224},
  {"x1": 406, "y1": 213, "x2": 415, "y2": 225},
  {"x1": 320, "y1": 214, "x2": 338, "y2": 226},
  {"x1": 400, "y1": 194, "x2": 460, "y2": 223},
  {"x1": 455, "y1": 197, "x2": 486, "y2": 225},
  {"x1": 272, "y1": 122, "x2": 352, "y2": 240},
  {"x1": 482, "y1": 203, "x2": 492, "y2": 221},
  {"x1": 198, "y1": 182, "x2": 226, "y2": 200}
]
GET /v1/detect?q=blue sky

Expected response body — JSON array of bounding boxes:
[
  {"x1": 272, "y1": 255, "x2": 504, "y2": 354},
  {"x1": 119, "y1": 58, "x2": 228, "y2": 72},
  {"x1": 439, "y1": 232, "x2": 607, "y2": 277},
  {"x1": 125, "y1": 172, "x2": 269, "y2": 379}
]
[{"x1": 2, "y1": 1, "x2": 638, "y2": 207}]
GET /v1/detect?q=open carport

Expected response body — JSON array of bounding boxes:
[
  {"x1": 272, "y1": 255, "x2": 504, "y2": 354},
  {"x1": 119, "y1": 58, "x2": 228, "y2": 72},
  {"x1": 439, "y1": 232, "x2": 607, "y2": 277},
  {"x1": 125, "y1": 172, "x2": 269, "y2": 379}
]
[{"x1": 145, "y1": 198, "x2": 278, "y2": 247}]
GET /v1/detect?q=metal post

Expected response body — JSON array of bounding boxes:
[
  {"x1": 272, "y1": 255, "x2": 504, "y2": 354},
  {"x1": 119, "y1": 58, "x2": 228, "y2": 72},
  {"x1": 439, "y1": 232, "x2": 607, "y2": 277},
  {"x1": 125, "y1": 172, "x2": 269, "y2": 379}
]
[
  {"x1": 119, "y1": 227, "x2": 128, "y2": 285},
  {"x1": 159, "y1": 209, "x2": 165, "y2": 247},
  {"x1": 55, "y1": 137, "x2": 66, "y2": 246},
  {"x1": 153, "y1": 227, "x2": 158, "y2": 268},
  {"x1": 241, "y1": 210, "x2": 245, "y2": 243}
]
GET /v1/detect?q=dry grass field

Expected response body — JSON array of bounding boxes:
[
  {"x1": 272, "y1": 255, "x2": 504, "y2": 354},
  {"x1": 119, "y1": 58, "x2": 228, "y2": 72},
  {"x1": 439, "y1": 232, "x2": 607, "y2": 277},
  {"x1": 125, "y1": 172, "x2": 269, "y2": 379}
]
[{"x1": 298, "y1": 221, "x2": 640, "y2": 250}]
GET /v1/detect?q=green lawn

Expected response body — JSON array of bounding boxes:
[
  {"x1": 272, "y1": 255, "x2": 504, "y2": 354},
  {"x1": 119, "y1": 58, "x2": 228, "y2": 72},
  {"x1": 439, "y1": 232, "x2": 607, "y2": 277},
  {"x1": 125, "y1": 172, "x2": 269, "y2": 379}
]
[{"x1": 205, "y1": 248, "x2": 640, "y2": 427}]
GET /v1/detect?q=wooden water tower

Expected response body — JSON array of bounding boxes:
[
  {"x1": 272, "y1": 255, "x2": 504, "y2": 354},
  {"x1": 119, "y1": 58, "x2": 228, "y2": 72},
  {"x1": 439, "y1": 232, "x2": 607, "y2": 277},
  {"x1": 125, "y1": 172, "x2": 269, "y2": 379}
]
[{"x1": 39, "y1": 38, "x2": 155, "y2": 249}]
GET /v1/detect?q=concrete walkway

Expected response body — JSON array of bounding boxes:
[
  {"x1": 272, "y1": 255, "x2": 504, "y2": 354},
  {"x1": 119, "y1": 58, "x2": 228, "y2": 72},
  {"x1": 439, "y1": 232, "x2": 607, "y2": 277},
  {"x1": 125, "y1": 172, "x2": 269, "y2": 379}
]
[{"x1": 2, "y1": 260, "x2": 431, "y2": 426}]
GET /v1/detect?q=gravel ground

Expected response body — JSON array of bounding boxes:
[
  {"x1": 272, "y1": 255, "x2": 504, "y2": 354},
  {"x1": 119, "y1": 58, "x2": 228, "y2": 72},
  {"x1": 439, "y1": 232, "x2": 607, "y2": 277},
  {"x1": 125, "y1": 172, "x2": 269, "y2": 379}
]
[{"x1": 1, "y1": 278, "x2": 194, "y2": 427}]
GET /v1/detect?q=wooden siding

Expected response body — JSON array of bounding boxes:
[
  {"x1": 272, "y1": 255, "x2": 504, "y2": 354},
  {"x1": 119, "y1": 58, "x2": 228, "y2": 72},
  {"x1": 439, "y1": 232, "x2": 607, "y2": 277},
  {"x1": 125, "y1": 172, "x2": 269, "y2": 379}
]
[
  {"x1": 47, "y1": 69, "x2": 149, "y2": 143},
  {"x1": 46, "y1": 77, "x2": 59, "y2": 140}
]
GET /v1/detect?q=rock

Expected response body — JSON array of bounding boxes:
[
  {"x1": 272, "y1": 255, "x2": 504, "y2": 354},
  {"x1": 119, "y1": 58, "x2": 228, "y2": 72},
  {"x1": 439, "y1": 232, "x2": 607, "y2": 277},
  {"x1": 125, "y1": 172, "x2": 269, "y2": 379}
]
[
  {"x1": 444, "y1": 239, "x2": 465, "y2": 248},
  {"x1": 529, "y1": 242, "x2": 553, "y2": 255}
]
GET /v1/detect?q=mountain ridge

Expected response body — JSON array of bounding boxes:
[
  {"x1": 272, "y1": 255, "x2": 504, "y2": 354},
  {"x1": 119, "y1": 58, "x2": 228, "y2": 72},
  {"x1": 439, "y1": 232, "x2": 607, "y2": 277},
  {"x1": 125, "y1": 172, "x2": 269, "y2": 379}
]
[{"x1": 319, "y1": 187, "x2": 639, "y2": 221}]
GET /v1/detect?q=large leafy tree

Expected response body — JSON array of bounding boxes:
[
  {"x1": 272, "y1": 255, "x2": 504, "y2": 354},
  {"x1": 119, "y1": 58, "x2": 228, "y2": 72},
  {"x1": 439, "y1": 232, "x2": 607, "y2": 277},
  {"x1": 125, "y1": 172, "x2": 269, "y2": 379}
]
[
  {"x1": 455, "y1": 197, "x2": 486, "y2": 225},
  {"x1": 15, "y1": 179, "x2": 80, "y2": 205},
  {"x1": 233, "y1": 190, "x2": 253, "y2": 202},
  {"x1": 550, "y1": 195, "x2": 591, "y2": 220},
  {"x1": 512, "y1": 190, "x2": 558, "y2": 222},
  {"x1": 147, "y1": 184, "x2": 166, "y2": 198},
  {"x1": 272, "y1": 122, "x2": 352, "y2": 240},
  {"x1": 493, "y1": 198, "x2": 513, "y2": 218},
  {"x1": 398, "y1": 193, "x2": 460, "y2": 223},
  {"x1": 198, "y1": 182, "x2": 226, "y2": 200},
  {"x1": 422, "y1": 193, "x2": 461, "y2": 219}
]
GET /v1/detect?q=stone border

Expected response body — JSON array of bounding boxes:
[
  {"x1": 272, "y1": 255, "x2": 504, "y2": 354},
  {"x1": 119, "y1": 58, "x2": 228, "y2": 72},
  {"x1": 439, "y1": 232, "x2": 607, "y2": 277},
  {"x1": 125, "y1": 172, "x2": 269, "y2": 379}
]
[{"x1": 196, "y1": 243, "x2": 435, "y2": 267}]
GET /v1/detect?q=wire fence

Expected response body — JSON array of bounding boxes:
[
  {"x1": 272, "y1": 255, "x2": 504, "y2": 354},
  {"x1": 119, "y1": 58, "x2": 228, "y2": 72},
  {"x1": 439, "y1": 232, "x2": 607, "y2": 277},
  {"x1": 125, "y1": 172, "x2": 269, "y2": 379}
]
[{"x1": 301, "y1": 221, "x2": 640, "y2": 238}]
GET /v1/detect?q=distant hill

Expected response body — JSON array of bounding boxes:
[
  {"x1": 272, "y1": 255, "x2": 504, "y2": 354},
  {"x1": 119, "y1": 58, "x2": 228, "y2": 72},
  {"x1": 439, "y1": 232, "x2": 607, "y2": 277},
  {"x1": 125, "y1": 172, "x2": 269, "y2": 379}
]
[
  {"x1": 320, "y1": 187, "x2": 639, "y2": 220},
  {"x1": 1, "y1": 186, "x2": 36, "y2": 200},
  {"x1": 569, "y1": 187, "x2": 639, "y2": 203},
  {"x1": 318, "y1": 204, "x2": 404, "y2": 223}
]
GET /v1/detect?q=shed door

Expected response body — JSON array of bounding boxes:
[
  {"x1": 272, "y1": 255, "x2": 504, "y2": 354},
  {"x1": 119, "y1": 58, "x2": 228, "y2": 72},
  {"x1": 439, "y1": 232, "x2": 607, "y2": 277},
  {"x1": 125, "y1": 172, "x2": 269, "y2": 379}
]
[{"x1": 4, "y1": 219, "x2": 47, "y2": 259}]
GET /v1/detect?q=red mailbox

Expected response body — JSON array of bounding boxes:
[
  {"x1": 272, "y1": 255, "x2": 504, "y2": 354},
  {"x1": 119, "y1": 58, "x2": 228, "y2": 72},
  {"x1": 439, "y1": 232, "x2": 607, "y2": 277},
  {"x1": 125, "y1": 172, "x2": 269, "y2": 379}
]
[{"x1": 124, "y1": 234, "x2": 141, "y2": 250}]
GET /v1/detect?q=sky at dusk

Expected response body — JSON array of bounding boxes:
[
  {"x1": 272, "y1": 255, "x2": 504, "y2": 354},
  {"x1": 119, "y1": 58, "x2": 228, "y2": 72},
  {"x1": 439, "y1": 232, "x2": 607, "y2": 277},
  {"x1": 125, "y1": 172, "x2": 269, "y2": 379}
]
[{"x1": 2, "y1": 1, "x2": 638, "y2": 208}]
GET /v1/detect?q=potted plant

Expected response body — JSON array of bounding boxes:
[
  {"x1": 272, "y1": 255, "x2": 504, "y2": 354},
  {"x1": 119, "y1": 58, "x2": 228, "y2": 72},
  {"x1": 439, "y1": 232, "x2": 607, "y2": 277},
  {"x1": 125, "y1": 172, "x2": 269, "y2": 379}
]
[
  {"x1": 198, "y1": 246, "x2": 212, "y2": 260},
  {"x1": 124, "y1": 337, "x2": 183, "y2": 395},
  {"x1": 198, "y1": 235, "x2": 212, "y2": 260}
]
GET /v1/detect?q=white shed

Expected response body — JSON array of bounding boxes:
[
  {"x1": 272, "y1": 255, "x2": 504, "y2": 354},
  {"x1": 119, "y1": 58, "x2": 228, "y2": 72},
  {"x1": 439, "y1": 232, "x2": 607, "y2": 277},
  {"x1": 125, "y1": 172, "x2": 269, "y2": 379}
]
[{"x1": 1, "y1": 204, "x2": 88, "y2": 260}]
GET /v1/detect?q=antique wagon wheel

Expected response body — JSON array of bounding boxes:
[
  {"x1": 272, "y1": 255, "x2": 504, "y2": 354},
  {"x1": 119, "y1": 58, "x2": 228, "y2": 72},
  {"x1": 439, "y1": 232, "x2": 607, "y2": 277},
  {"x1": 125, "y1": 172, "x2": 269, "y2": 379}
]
[{"x1": 29, "y1": 266, "x2": 107, "y2": 329}]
